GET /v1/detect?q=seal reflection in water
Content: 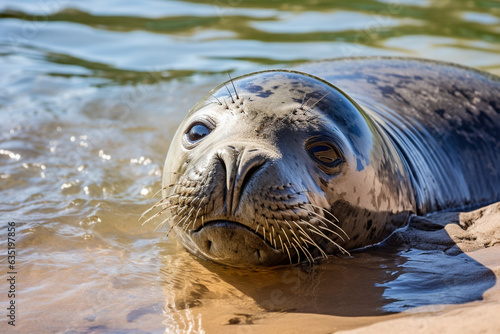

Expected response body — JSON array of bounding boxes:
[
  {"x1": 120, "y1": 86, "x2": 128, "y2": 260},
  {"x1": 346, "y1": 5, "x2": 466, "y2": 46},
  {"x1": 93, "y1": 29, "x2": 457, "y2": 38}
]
[{"x1": 145, "y1": 57, "x2": 500, "y2": 267}]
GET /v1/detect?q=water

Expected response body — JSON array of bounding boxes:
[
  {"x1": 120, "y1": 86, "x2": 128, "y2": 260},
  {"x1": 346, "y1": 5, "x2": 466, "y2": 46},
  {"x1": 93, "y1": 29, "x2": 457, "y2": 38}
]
[{"x1": 1, "y1": 0, "x2": 499, "y2": 333}]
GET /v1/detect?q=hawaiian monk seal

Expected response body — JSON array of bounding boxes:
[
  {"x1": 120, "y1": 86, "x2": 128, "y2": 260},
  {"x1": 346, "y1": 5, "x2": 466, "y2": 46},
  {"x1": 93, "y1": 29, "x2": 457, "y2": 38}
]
[{"x1": 146, "y1": 57, "x2": 500, "y2": 267}]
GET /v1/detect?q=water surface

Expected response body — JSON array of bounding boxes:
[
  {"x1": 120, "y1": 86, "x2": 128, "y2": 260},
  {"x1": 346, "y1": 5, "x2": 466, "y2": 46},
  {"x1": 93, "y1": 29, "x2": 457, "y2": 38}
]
[{"x1": 1, "y1": 0, "x2": 499, "y2": 332}]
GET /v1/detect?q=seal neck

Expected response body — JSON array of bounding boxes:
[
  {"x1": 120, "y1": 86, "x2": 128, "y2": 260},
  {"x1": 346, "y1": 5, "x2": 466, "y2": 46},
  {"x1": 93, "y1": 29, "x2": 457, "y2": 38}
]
[{"x1": 359, "y1": 100, "x2": 467, "y2": 215}]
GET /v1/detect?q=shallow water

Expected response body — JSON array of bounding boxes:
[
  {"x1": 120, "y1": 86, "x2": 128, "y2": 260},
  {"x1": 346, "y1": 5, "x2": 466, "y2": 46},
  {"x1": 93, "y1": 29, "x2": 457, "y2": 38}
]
[{"x1": 1, "y1": 0, "x2": 499, "y2": 333}]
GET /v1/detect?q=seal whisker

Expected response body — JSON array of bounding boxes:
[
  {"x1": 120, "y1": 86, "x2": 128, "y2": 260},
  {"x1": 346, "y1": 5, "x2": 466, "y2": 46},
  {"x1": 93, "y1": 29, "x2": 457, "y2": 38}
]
[
  {"x1": 301, "y1": 219, "x2": 338, "y2": 242},
  {"x1": 139, "y1": 194, "x2": 181, "y2": 221},
  {"x1": 224, "y1": 84, "x2": 235, "y2": 104},
  {"x1": 151, "y1": 187, "x2": 166, "y2": 198},
  {"x1": 166, "y1": 211, "x2": 193, "y2": 236},
  {"x1": 279, "y1": 226, "x2": 295, "y2": 262},
  {"x1": 159, "y1": 214, "x2": 179, "y2": 233},
  {"x1": 291, "y1": 220, "x2": 314, "y2": 244},
  {"x1": 140, "y1": 191, "x2": 178, "y2": 221},
  {"x1": 271, "y1": 225, "x2": 277, "y2": 248},
  {"x1": 156, "y1": 207, "x2": 183, "y2": 230},
  {"x1": 189, "y1": 204, "x2": 204, "y2": 231},
  {"x1": 300, "y1": 204, "x2": 349, "y2": 240},
  {"x1": 299, "y1": 92, "x2": 308, "y2": 110},
  {"x1": 277, "y1": 233, "x2": 284, "y2": 251},
  {"x1": 317, "y1": 225, "x2": 345, "y2": 240},
  {"x1": 227, "y1": 72, "x2": 240, "y2": 100},
  {"x1": 140, "y1": 204, "x2": 162, "y2": 222},
  {"x1": 305, "y1": 203, "x2": 340, "y2": 223},
  {"x1": 281, "y1": 240, "x2": 292, "y2": 265},
  {"x1": 152, "y1": 178, "x2": 182, "y2": 193},
  {"x1": 204, "y1": 100, "x2": 220, "y2": 107},
  {"x1": 180, "y1": 197, "x2": 205, "y2": 231},
  {"x1": 146, "y1": 190, "x2": 203, "y2": 232},
  {"x1": 154, "y1": 215, "x2": 172, "y2": 232},
  {"x1": 309, "y1": 225, "x2": 349, "y2": 256},
  {"x1": 284, "y1": 220, "x2": 302, "y2": 248},
  {"x1": 211, "y1": 95, "x2": 223, "y2": 106},
  {"x1": 299, "y1": 239, "x2": 315, "y2": 264},
  {"x1": 291, "y1": 236, "x2": 311, "y2": 264},
  {"x1": 167, "y1": 205, "x2": 189, "y2": 222},
  {"x1": 264, "y1": 217, "x2": 270, "y2": 229},
  {"x1": 154, "y1": 193, "x2": 181, "y2": 205},
  {"x1": 303, "y1": 234, "x2": 328, "y2": 260},
  {"x1": 306, "y1": 92, "x2": 330, "y2": 112},
  {"x1": 299, "y1": 219, "x2": 350, "y2": 256},
  {"x1": 182, "y1": 215, "x2": 195, "y2": 232},
  {"x1": 291, "y1": 221, "x2": 320, "y2": 263},
  {"x1": 304, "y1": 211, "x2": 347, "y2": 242},
  {"x1": 165, "y1": 223, "x2": 177, "y2": 237},
  {"x1": 176, "y1": 209, "x2": 195, "y2": 232},
  {"x1": 297, "y1": 227, "x2": 327, "y2": 259},
  {"x1": 290, "y1": 242, "x2": 301, "y2": 265},
  {"x1": 141, "y1": 206, "x2": 172, "y2": 226}
]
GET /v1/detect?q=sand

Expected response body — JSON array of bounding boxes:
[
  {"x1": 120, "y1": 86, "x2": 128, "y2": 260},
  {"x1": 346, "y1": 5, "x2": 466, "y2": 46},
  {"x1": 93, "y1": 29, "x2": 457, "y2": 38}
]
[{"x1": 338, "y1": 202, "x2": 500, "y2": 334}]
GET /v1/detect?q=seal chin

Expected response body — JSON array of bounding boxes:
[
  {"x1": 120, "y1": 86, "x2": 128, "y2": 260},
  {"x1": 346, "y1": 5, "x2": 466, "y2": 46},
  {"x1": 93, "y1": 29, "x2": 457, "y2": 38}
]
[{"x1": 189, "y1": 221, "x2": 288, "y2": 267}]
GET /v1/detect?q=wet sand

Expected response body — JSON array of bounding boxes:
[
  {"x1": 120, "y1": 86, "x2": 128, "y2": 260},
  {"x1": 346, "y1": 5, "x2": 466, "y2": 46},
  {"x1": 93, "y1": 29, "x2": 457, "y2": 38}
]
[
  {"x1": 340, "y1": 247, "x2": 500, "y2": 334},
  {"x1": 339, "y1": 203, "x2": 500, "y2": 334}
]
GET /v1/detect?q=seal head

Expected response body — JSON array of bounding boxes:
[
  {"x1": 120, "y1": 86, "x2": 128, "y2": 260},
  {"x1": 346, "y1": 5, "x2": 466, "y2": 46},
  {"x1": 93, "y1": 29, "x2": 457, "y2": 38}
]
[{"x1": 161, "y1": 70, "x2": 415, "y2": 267}]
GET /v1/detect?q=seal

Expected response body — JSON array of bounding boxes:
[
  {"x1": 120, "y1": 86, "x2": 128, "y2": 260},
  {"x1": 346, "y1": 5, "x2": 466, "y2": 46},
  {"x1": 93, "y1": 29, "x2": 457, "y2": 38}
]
[{"x1": 146, "y1": 57, "x2": 500, "y2": 267}]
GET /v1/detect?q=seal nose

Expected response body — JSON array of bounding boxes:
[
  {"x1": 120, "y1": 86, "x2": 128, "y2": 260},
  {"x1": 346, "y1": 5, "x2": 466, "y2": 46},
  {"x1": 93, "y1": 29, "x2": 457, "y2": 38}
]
[{"x1": 217, "y1": 146, "x2": 269, "y2": 215}]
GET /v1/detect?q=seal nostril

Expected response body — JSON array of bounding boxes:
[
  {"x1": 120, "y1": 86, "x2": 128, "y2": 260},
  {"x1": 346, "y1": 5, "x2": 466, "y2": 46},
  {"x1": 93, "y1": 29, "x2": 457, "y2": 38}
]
[
  {"x1": 240, "y1": 162, "x2": 264, "y2": 198},
  {"x1": 217, "y1": 146, "x2": 269, "y2": 215},
  {"x1": 216, "y1": 155, "x2": 228, "y2": 204},
  {"x1": 206, "y1": 240, "x2": 212, "y2": 251}
]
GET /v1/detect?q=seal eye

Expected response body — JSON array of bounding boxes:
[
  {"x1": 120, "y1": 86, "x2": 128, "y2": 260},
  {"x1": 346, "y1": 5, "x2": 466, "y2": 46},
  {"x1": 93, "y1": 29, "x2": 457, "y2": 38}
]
[
  {"x1": 186, "y1": 123, "x2": 211, "y2": 144},
  {"x1": 306, "y1": 139, "x2": 343, "y2": 173},
  {"x1": 310, "y1": 144, "x2": 338, "y2": 163}
]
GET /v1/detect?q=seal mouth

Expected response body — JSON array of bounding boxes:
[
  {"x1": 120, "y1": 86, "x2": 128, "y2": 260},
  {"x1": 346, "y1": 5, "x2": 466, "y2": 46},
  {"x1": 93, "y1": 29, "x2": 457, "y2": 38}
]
[
  {"x1": 192, "y1": 220, "x2": 267, "y2": 242},
  {"x1": 189, "y1": 220, "x2": 289, "y2": 267}
]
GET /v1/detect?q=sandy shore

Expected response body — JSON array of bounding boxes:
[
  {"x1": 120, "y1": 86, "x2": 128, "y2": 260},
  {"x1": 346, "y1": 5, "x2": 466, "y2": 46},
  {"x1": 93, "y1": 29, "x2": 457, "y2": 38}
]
[{"x1": 338, "y1": 202, "x2": 500, "y2": 334}]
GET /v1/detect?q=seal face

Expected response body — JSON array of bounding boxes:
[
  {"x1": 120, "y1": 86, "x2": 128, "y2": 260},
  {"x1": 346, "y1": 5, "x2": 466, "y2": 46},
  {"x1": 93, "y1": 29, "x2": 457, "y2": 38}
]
[{"x1": 158, "y1": 70, "x2": 415, "y2": 267}]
